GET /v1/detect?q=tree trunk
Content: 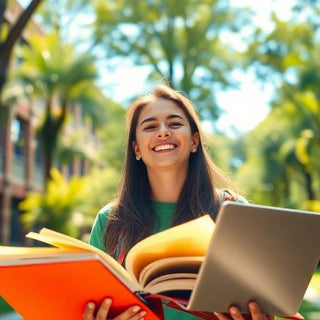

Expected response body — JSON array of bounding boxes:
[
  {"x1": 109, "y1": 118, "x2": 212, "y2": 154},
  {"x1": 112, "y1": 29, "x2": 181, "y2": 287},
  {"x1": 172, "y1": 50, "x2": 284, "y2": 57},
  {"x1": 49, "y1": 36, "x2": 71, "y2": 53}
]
[
  {"x1": 0, "y1": 0, "x2": 43, "y2": 94},
  {"x1": 41, "y1": 100, "x2": 68, "y2": 187},
  {"x1": 304, "y1": 170, "x2": 316, "y2": 200}
]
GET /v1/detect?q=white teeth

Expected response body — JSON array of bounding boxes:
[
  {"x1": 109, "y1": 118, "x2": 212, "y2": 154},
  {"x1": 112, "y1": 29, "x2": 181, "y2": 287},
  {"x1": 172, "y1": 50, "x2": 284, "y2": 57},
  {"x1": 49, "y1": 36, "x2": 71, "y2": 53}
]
[{"x1": 154, "y1": 144, "x2": 175, "y2": 152}]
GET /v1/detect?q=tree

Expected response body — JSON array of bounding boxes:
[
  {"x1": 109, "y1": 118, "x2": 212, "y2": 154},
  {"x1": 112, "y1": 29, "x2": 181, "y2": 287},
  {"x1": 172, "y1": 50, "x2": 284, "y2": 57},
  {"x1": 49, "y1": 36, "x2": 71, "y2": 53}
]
[
  {"x1": 236, "y1": 5, "x2": 320, "y2": 208},
  {"x1": 92, "y1": 0, "x2": 253, "y2": 122},
  {"x1": 235, "y1": 88, "x2": 320, "y2": 209},
  {"x1": 18, "y1": 32, "x2": 101, "y2": 185},
  {"x1": 0, "y1": 0, "x2": 44, "y2": 98}
]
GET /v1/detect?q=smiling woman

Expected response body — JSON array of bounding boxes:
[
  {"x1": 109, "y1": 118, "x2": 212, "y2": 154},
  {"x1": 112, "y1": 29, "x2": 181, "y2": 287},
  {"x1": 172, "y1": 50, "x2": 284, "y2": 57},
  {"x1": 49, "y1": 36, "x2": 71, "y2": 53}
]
[
  {"x1": 132, "y1": 98, "x2": 199, "y2": 185},
  {"x1": 83, "y1": 84, "x2": 274, "y2": 320}
]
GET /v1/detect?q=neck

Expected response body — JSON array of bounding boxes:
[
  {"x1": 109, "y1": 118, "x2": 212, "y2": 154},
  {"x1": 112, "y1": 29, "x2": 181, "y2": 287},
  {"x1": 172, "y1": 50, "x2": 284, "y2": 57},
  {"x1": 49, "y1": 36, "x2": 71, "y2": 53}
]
[{"x1": 147, "y1": 166, "x2": 187, "y2": 203}]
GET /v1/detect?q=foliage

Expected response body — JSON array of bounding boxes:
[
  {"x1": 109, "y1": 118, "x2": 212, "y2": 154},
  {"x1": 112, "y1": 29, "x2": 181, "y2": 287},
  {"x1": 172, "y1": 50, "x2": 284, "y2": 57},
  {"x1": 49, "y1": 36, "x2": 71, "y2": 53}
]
[
  {"x1": 92, "y1": 0, "x2": 253, "y2": 121},
  {"x1": 233, "y1": 89, "x2": 320, "y2": 209},
  {"x1": 17, "y1": 31, "x2": 101, "y2": 185},
  {"x1": 18, "y1": 164, "x2": 121, "y2": 238},
  {"x1": 19, "y1": 167, "x2": 88, "y2": 237},
  {"x1": 0, "y1": 0, "x2": 44, "y2": 97},
  {"x1": 17, "y1": 32, "x2": 97, "y2": 102},
  {"x1": 33, "y1": 0, "x2": 95, "y2": 50},
  {"x1": 82, "y1": 166, "x2": 121, "y2": 217},
  {"x1": 96, "y1": 99, "x2": 126, "y2": 171},
  {"x1": 231, "y1": 6, "x2": 320, "y2": 209}
]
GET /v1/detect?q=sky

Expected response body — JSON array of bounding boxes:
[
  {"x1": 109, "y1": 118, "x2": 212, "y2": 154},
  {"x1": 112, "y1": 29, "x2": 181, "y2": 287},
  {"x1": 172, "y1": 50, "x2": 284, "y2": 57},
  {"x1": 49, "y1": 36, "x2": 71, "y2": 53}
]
[{"x1": 98, "y1": 0, "x2": 296, "y2": 137}]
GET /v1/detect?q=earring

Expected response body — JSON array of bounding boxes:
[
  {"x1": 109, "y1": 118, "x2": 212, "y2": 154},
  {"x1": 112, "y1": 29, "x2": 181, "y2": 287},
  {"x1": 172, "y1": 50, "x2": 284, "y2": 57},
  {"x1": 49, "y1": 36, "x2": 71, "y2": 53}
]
[
  {"x1": 192, "y1": 147, "x2": 197, "y2": 153},
  {"x1": 136, "y1": 155, "x2": 141, "y2": 160}
]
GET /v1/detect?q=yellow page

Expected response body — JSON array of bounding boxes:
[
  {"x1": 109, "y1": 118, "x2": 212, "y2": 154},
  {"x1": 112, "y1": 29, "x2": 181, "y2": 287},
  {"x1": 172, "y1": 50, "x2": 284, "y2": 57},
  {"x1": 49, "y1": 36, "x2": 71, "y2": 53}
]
[
  {"x1": 125, "y1": 215, "x2": 215, "y2": 282},
  {"x1": 0, "y1": 246, "x2": 66, "y2": 256},
  {"x1": 26, "y1": 228, "x2": 134, "y2": 285}
]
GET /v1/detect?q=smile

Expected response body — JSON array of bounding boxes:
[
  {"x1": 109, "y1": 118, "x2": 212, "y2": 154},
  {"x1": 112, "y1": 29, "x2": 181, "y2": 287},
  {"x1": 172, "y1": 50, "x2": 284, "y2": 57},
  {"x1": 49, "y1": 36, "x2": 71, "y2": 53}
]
[{"x1": 153, "y1": 144, "x2": 176, "y2": 152}]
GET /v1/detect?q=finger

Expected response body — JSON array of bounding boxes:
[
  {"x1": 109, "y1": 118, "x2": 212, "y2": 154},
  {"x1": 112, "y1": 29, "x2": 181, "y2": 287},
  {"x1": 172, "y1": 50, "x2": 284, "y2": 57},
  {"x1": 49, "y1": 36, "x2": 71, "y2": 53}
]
[
  {"x1": 248, "y1": 301, "x2": 271, "y2": 320},
  {"x1": 229, "y1": 306, "x2": 245, "y2": 320},
  {"x1": 114, "y1": 305, "x2": 147, "y2": 320},
  {"x1": 213, "y1": 311, "x2": 229, "y2": 320},
  {"x1": 95, "y1": 298, "x2": 112, "y2": 320},
  {"x1": 82, "y1": 301, "x2": 96, "y2": 320}
]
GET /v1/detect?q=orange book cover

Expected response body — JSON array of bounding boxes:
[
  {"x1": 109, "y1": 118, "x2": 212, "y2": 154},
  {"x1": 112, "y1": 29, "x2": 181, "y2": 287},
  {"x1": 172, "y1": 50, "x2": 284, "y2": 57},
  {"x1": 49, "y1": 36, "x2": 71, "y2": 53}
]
[{"x1": 0, "y1": 252, "x2": 162, "y2": 320}]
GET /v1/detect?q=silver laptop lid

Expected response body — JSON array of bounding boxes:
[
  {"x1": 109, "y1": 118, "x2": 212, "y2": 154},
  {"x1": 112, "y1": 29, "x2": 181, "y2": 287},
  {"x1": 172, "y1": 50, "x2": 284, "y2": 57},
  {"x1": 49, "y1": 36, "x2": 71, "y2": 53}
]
[{"x1": 188, "y1": 202, "x2": 320, "y2": 316}]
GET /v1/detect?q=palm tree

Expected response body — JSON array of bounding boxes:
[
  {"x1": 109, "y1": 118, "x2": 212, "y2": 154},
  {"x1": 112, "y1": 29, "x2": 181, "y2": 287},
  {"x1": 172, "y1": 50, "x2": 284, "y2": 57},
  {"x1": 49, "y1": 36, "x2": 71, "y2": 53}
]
[{"x1": 18, "y1": 32, "x2": 101, "y2": 186}]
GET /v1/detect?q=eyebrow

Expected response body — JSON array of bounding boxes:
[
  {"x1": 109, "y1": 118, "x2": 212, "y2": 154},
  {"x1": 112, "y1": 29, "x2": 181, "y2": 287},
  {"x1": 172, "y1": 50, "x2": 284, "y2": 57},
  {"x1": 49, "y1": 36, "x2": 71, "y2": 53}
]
[{"x1": 140, "y1": 114, "x2": 184, "y2": 126}]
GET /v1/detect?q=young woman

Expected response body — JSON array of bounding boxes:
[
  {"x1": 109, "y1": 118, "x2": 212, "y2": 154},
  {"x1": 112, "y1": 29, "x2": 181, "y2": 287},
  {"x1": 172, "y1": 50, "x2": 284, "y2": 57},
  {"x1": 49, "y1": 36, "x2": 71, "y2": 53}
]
[{"x1": 82, "y1": 84, "x2": 274, "y2": 320}]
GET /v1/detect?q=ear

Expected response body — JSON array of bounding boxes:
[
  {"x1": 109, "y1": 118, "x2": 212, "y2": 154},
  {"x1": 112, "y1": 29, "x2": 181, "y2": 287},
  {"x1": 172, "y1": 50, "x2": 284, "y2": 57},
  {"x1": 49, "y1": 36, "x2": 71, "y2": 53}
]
[
  {"x1": 132, "y1": 141, "x2": 141, "y2": 160},
  {"x1": 191, "y1": 132, "x2": 200, "y2": 153}
]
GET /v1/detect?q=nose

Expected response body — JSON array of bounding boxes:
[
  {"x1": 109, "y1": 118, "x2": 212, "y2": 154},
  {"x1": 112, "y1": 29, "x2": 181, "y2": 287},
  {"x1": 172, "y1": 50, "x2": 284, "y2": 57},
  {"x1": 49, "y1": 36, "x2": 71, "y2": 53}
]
[{"x1": 157, "y1": 123, "x2": 170, "y2": 139}]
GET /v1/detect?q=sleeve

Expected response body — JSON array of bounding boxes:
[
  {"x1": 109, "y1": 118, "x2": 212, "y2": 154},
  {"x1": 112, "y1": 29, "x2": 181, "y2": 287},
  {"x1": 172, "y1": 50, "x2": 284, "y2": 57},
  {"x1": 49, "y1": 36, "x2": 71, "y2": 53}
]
[{"x1": 89, "y1": 204, "x2": 113, "y2": 253}]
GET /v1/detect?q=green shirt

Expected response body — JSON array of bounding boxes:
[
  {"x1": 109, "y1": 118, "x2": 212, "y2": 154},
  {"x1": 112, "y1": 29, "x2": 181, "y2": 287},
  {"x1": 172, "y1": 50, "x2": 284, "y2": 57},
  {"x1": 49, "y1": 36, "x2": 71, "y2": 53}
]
[{"x1": 89, "y1": 195, "x2": 247, "y2": 320}]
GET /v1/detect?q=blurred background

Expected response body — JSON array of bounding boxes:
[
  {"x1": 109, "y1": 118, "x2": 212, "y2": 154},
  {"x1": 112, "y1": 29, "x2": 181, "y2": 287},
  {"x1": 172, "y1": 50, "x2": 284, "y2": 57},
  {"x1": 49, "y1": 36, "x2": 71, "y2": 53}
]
[{"x1": 0, "y1": 0, "x2": 319, "y2": 318}]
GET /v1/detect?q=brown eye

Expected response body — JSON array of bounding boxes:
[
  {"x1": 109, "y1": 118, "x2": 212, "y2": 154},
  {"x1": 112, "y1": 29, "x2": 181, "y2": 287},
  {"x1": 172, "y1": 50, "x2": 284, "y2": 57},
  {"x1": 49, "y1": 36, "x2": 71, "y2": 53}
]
[
  {"x1": 144, "y1": 124, "x2": 157, "y2": 131},
  {"x1": 170, "y1": 122, "x2": 183, "y2": 128}
]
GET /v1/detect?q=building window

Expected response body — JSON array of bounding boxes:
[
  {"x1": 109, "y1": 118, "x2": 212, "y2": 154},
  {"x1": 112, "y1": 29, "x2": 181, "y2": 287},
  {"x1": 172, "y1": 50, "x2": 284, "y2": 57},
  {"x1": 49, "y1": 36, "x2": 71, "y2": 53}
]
[
  {"x1": 11, "y1": 117, "x2": 26, "y2": 183},
  {"x1": 11, "y1": 117, "x2": 25, "y2": 157}
]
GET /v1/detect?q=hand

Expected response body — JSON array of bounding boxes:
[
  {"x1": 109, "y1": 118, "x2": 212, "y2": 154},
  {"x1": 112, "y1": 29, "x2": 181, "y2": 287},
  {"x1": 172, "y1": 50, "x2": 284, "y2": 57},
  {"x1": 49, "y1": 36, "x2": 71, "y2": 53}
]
[
  {"x1": 83, "y1": 298, "x2": 147, "y2": 320},
  {"x1": 214, "y1": 301, "x2": 275, "y2": 320}
]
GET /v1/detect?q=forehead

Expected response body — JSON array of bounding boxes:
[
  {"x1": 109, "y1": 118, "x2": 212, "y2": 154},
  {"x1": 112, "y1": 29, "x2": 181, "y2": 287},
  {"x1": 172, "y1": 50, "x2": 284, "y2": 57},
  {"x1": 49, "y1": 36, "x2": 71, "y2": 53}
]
[{"x1": 138, "y1": 98, "x2": 186, "y2": 121}]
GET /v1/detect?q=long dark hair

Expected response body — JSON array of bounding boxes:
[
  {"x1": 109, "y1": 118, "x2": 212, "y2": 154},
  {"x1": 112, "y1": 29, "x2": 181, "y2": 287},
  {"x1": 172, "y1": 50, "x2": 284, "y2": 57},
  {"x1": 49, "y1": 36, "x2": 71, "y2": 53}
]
[{"x1": 104, "y1": 84, "x2": 239, "y2": 257}]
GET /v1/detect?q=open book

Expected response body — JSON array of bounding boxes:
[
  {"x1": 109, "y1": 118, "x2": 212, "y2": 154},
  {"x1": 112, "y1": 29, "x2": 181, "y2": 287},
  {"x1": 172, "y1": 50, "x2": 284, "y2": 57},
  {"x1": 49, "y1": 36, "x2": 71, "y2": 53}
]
[
  {"x1": 1, "y1": 202, "x2": 318, "y2": 320},
  {"x1": 0, "y1": 215, "x2": 213, "y2": 320}
]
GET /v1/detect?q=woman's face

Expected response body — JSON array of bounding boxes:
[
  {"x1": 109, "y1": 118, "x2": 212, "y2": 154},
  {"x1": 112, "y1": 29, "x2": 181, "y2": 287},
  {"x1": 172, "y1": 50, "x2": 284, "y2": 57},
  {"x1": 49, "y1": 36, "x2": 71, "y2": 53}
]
[{"x1": 132, "y1": 98, "x2": 199, "y2": 171}]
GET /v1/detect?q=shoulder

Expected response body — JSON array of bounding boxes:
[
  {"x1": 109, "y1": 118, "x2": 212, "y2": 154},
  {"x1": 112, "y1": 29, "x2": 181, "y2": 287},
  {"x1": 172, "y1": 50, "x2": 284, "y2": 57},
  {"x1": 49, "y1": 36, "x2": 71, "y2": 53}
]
[
  {"x1": 218, "y1": 189, "x2": 249, "y2": 204},
  {"x1": 89, "y1": 201, "x2": 116, "y2": 252},
  {"x1": 97, "y1": 201, "x2": 116, "y2": 219},
  {"x1": 92, "y1": 201, "x2": 116, "y2": 231}
]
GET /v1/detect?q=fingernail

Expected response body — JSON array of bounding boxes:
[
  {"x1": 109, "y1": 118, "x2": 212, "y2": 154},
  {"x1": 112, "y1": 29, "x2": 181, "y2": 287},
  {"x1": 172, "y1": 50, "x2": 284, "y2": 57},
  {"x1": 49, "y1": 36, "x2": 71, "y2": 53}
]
[
  {"x1": 104, "y1": 298, "x2": 112, "y2": 305},
  {"x1": 132, "y1": 306, "x2": 141, "y2": 312},
  {"x1": 230, "y1": 307, "x2": 237, "y2": 316},
  {"x1": 249, "y1": 302, "x2": 256, "y2": 310},
  {"x1": 87, "y1": 302, "x2": 95, "y2": 309},
  {"x1": 140, "y1": 311, "x2": 147, "y2": 316}
]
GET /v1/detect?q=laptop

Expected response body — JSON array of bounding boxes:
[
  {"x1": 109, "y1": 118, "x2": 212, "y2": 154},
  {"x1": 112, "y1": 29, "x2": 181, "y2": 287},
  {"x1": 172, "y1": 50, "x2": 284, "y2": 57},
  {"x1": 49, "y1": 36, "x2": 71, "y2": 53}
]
[{"x1": 187, "y1": 201, "x2": 320, "y2": 316}]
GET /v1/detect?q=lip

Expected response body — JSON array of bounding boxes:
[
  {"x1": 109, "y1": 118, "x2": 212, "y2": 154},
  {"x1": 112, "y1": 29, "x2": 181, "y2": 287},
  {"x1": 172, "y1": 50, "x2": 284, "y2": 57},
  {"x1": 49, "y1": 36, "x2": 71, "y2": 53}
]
[{"x1": 152, "y1": 143, "x2": 177, "y2": 152}]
